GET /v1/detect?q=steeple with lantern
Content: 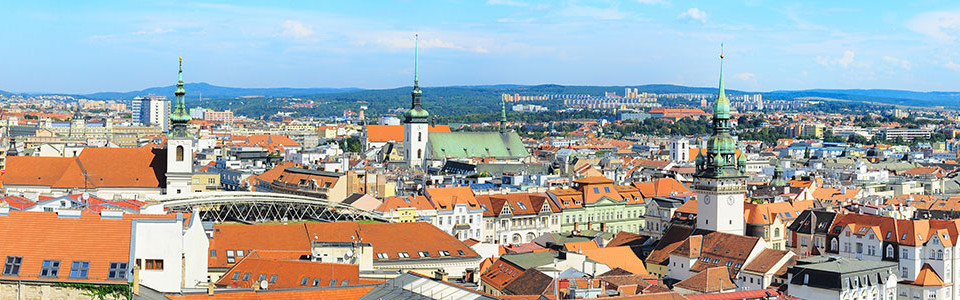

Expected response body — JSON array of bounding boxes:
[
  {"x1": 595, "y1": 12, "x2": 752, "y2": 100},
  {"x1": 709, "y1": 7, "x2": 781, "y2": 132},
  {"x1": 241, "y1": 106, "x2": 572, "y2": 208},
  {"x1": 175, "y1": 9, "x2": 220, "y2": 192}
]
[
  {"x1": 693, "y1": 45, "x2": 747, "y2": 235},
  {"x1": 169, "y1": 57, "x2": 191, "y2": 138}
]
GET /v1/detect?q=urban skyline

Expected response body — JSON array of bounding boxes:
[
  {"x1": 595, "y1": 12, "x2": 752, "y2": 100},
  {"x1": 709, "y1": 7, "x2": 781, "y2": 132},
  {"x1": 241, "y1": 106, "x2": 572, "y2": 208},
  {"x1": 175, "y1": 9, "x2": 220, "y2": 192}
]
[{"x1": 3, "y1": 1, "x2": 960, "y2": 94}]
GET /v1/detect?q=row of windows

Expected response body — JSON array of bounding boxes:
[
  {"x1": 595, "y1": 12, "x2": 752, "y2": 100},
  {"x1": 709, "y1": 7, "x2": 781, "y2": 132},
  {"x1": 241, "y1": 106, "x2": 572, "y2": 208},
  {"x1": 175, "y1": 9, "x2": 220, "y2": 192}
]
[
  {"x1": 300, "y1": 277, "x2": 349, "y2": 287},
  {"x1": 2, "y1": 256, "x2": 129, "y2": 280},
  {"x1": 375, "y1": 249, "x2": 465, "y2": 259}
]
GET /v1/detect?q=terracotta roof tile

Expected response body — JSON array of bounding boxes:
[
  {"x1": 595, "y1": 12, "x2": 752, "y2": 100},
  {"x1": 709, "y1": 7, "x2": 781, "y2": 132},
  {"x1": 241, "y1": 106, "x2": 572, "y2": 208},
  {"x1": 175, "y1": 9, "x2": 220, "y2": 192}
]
[
  {"x1": 674, "y1": 267, "x2": 736, "y2": 293},
  {"x1": 166, "y1": 286, "x2": 374, "y2": 300},
  {"x1": 216, "y1": 254, "x2": 358, "y2": 289}
]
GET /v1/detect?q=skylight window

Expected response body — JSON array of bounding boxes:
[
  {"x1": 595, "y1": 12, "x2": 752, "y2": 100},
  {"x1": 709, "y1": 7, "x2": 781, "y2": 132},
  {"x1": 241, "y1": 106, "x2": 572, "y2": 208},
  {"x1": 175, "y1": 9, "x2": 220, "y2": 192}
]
[
  {"x1": 242, "y1": 272, "x2": 251, "y2": 281},
  {"x1": 269, "y1": 275, "x2": 278, "y2": 283},
  {"x1": 419, "y1": 251, "x2": 431, "y2": 257},
  {"x1": 107, "y1": 262, "x2": 128, "y2": 280},
  {"x1": 300, "y1": 277, "x2": 309, "y2": 286},
  {"x1": 377, "y1": 253, "x2": 388, "y2": 259},
  {"x1": 39, "y1": 260, "x2": 60, "y2": 278},
  {"x1": 232, "y1": 272, "x2": 240, "y2": 280},
  {"x1": 398, "y1": 252, "x2": 410, "y2": 258},
  {"x1": 517, "y1": 202, "x2": 527, "y2": 210},
  {"x1": 3, "y1": 256, "x2": 22, "y2": 276},
  {"x1": 69, "y1": 261, "x2": 89, "y2": 279},
  {"x1": 604, "y1": 186, "x2": 611, "y2": 193},
  {"x1": 593, "y1": 187, "x2": 600, "y2": 193},
  {"x1": 439, "y1": 251, "x2": 450, "y2": 256}
]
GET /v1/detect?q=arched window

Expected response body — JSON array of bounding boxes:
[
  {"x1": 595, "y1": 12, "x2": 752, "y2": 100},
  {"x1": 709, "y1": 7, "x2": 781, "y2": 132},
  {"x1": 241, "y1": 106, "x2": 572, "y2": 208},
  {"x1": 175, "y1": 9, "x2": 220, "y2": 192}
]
[
  {"x1": 417, "y1": 149, "x2": 422, "y2": 159},
  {"x1": 938, "y1": 250, "x2": 944, "y2": 260},
  {"x1": 176, "y1": 145, "x2": 184, "y2": 161},
  {"x1": 774, "y1": 228, "x2": 781, "y2": 238},
  {"x1": 831, "y1": 238, "x2": 838, "y2": 251},
  {"x1": 886, "y1": 245, "x2": 894, "y2": 258}
]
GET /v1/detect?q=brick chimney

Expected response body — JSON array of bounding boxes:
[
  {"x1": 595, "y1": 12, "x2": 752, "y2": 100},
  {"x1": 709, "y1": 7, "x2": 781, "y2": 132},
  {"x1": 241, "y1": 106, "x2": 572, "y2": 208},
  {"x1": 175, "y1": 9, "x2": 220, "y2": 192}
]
[
  {"x1": 573, "y1": 222, "x2": 579, "y2": 232},
  {"x1": 207, "y1": 280, "x2": 214, "y2": 296},
  {"x1": 600, "y1": 222, "x2": 606, "y2": 232},
  {"x1": 587, "y1": 221, "x2": 593, "y2": 231},
  {"x1": 434, "y1": 269, "x2": 449, "y2": 282}
]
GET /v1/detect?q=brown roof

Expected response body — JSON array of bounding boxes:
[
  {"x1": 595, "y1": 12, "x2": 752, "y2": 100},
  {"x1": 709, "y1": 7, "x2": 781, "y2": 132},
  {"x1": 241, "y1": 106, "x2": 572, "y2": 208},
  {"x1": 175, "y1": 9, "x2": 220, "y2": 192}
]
[
  {"x1": 606, "y1": 231, "x2": 649, "y2": 248},
  {"x1": 741, "y1": 249, "x2": 790, "y2": 274},
  {"x1": 645, "y1": 225, "x2": 695, "y2": 265},
  {"x1": 674, "y1": 267, "x2": 736, "y2": 293},
  {"x1": 672, "y1": 231, "x2": 762, "y2": 274},
  {"x1": 476, "y1": 193, "x2": 559, "y2": 217},
  {"x1": 481, "y1": 258, "x2": 524, "y2": 291},
  {"x1": 502, "y1": 268, "x2": 553, "y2": 296}
]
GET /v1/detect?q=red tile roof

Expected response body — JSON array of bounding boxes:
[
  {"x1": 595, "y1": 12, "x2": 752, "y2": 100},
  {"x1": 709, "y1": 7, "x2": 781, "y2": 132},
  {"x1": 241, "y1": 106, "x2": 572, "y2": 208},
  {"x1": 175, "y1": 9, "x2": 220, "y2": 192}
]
[
  {"x1": 3, "y1": 147, "x2": 165, "y2": 189},
  {"x1": 216, "y1": 254, "x2": 358, "y2": 289},
  {"x1": 166, "y1": 286, "x2": 374, "y2": 300},
  {"x1": 0, "y1": 210, "x2": 178, "y2": 284}
]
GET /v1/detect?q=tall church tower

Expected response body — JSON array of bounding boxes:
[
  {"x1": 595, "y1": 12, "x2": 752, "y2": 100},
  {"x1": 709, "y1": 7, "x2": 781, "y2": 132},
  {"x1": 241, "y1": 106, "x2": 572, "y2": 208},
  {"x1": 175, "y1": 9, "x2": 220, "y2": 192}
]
[
  {"x1": 403, "y1": 35, "x2": 429, "y2": 169},
  {"x1": 166, "y1": 57, "x2": 194, "y2": 195},
  {"x1": 694, "y1": 48, "x2": 747, "y2": 235}
]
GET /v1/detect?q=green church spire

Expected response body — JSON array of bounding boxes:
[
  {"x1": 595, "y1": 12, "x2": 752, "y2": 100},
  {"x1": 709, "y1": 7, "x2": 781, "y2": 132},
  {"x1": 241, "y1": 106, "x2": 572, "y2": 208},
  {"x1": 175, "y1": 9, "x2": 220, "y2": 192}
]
[
  {"x1": 404, "y1": 34, "x2": 429, "y2": 124},
  {"x1": 695, "y1": 45, "x2": 741, "y2": 179},
  {"x1": 169, "y1": 57, "x2": 191, "y2": 137}
]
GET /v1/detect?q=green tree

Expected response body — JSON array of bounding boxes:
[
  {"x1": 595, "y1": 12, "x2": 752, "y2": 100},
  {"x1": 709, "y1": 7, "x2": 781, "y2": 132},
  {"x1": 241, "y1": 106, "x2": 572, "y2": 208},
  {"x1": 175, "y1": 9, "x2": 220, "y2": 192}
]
[{"x1": 847, "y1": 133, "x2": 869, "y2": 145}]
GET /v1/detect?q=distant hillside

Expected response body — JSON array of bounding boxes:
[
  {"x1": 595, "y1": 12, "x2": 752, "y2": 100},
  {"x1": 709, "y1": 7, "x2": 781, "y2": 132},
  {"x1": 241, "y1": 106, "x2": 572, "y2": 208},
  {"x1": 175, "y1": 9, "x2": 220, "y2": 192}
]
[
  {"x1": 80, "y1": 83, "x2": 361, "y2": 100},
  {"x1": 8, "y1": 82, "x2": 960, "y2": 109}
]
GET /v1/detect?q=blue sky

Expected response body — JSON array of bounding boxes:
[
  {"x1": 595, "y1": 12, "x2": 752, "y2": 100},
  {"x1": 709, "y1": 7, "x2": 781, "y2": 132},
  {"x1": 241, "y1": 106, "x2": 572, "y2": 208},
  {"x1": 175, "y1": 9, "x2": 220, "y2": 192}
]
[{"x1": 2, "y1": 0, "x2": 960, "y2": 94}]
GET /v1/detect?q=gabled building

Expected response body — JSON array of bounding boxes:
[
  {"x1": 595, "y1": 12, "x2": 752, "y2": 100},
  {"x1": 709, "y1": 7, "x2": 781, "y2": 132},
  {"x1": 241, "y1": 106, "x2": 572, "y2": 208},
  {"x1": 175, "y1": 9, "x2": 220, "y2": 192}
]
[
  {"x1": 476, "y1": 192, "x2": 561, "y2": 244},
  {"x1": 425, "y1": 186, "x2": 484, "y2": 240},
  {"x1": 743, "y1": 200, "x2": 814, "y2": 250},
  {"x1": 548, "y1": 176, "x2": 645, "y2": 234},
  {"x1": 667, "y1": 231, "x2": 766, "y2": 282},
  {"x1": 735, "y1": 248, "x2": 795, "y2": 291}
]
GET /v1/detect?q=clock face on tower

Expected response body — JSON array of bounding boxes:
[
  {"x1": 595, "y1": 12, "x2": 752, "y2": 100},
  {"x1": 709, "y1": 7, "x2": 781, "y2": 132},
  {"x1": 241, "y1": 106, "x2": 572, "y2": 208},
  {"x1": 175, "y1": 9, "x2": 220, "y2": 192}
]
[
  {"x1": 703, "y1": 196, "x2": 711, "y2": 205},
  {"x1": 725, "y1": 195, "x2": 736, "y2": 205}
]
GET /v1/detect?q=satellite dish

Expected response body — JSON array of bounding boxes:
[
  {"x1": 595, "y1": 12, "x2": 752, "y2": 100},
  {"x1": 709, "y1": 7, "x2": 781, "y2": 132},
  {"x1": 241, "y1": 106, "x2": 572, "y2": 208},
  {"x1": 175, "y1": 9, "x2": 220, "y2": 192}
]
[
  {"x1": 346, "y1": 250, "x2": 354, "y2": 257},
  {"x1": 259, "y1": 280, "x2": 268, "y2": 290}
]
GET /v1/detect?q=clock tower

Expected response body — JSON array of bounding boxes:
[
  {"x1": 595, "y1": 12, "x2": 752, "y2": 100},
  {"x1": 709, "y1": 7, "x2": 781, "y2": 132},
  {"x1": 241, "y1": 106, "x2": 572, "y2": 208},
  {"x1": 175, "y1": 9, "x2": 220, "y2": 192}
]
[{"x1": 694, "y1": 48, "x2": 747, "y2": 235}]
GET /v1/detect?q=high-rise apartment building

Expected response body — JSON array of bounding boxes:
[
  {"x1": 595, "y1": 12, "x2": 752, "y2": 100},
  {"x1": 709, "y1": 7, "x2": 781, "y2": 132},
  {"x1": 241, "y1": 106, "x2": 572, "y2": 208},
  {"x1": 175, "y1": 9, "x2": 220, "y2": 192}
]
[{"x1": 132, "y1": 95, "x2": 170, "y2": 132}]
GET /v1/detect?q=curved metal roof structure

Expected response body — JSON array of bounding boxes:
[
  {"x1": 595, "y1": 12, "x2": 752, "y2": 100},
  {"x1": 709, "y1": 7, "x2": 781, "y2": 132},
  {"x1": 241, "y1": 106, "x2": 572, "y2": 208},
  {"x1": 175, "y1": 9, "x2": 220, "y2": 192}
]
[{"x1": 146, "y1": 192, "x2": 389, "y2": 223}]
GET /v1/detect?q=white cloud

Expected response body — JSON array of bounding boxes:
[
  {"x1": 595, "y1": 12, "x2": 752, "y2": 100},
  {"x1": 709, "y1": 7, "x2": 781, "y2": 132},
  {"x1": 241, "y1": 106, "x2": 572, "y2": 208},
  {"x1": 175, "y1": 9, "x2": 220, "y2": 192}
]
[
  {"x1": 945, "y1": 61, "x2": 960, "y2": 71},
  {"x1": 908, "y1": 10, "x2": 960, "y2": 42},
  {"x1": 817, "y1": 50, "x2": 855, "y2": 68},
  {"x1": 882, "y1": 56, "x2": 912, "y2": 70},
  {"x1": 678, "y1": 8, "x2": 707, "y2": 24},
  {"x1": 837, "y1": 50, "x2": 855, "y2": 68},
  {"x1": 133, "y1": 28, "x2": 173, "y2": 35},
  {"x1": 734, "y1": 72, "x2": 755, "y2": 81},
  {"x1": 281, "y1": 20, "x2": 314, "y2": 40},
  {"x1": 561, "y1": 3, "x2": 629, "y2": 20},
  {"x1": 487, "y1": 0, "x2": 527, "y2": 7}
]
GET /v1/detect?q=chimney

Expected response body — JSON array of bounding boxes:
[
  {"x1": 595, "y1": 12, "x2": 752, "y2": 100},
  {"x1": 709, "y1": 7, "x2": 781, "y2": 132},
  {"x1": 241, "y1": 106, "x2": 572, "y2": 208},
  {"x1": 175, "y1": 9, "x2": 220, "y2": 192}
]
[
  {"x1": 600, "y1": 222, "x2": 607, "y2": 232},
  {"x1": 434, "y1": 269, "x2": 449, "y2": 282},
  {"x1": 587, "y1": 221, "x2": 593, "y2": 231},
  {"x1": 207, "y1": 280, "x2": 214, "y2": 296},
  {"x1": 573, "y1": 222, "x2": 579, "y2": 232},
  {"x1": 132, "y1": 265, "x2": 141, "y2": 295},
  {"x1": 253, "y1": 281, "x2": 261, "y2": 291}
]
